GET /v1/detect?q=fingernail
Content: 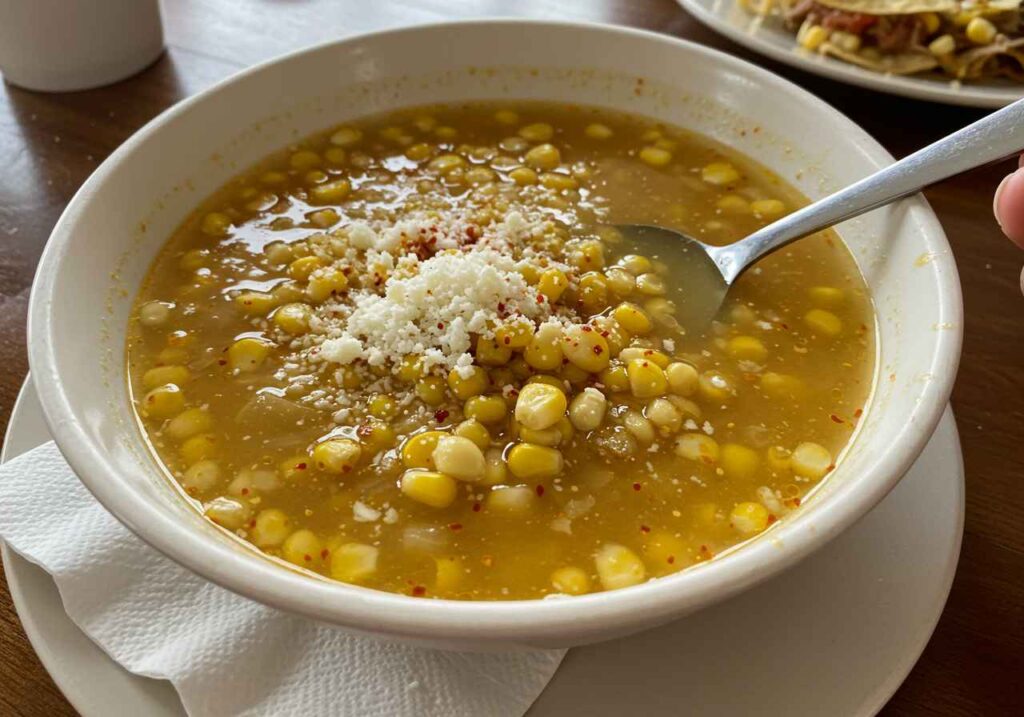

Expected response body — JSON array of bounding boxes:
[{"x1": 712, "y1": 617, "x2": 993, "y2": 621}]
[{"x1": 994, "y1": 172, "x2": 1013, "y2": 227}]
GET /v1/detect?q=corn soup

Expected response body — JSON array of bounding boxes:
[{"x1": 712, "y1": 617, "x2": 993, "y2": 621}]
[{"x1": 127, "y1": 103, "x2": 874, "y2": 600}]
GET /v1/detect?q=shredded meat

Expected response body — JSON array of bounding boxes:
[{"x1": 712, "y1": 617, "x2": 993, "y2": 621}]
[
  {"x1": 787, "y1": 2, "x2": 926, "y2": 54},
  {"x1": 868, "y1": 15, "x2": 925, "y2": 53}
]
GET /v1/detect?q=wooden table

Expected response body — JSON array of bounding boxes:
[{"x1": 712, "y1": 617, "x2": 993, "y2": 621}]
[{"x1": 1, "y1": 1, "x2": 1021, "y2": 713}]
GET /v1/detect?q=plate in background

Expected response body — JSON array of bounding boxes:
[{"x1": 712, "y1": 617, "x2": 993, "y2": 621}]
[{"x1": 678, "y1": 0, "x2": 1023, "y2": 108}]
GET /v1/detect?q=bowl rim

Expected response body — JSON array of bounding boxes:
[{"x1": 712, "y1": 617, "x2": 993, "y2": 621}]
[{"x1": 27, "y1": 18, "x2": 963, "y2": 643}]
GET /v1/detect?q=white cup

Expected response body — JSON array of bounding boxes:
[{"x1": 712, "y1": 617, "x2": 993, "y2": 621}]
[{"x1": 0, "y1": 0, "x2": 164, "y2": 92}]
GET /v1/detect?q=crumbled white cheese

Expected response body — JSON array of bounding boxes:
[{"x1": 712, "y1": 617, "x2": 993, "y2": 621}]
[{"x1": 352, "y1": 501, "x2": 381, "y2": 522}]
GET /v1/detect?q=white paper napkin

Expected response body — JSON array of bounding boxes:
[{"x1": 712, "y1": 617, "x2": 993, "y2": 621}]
[{"x1": 0, "y1": 442, "x2": 565, "y2": 717}]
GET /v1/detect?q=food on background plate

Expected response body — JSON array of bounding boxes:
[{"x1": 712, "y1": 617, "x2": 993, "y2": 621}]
[
  {"x1": 741, "y1": 0, "x2": 1024, "y2": 81},
  {"x1": 127, "y1": 102, "x2": 874, "y2": 600}
]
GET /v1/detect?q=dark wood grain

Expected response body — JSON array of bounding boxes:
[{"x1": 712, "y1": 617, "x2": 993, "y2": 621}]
[{"x1": 0, "y1": 1, "x2": 1021, "y2": 714}]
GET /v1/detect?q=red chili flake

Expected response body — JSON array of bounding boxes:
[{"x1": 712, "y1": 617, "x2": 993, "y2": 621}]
[
  {"x1": 434, "y1": 409, "x2": 449, "y2": 423},
  {"x1": 830, "y1": 414, "x2": 844, "y2": 424},
  {"x1": 643, "y1": 349, "x2": 653, "y2": 356},
  {"x1": 779, "y1": 322, "x2": 790, "y2": 330},
  {"x1": 581, "y1": 325, "x2": 593, "y2": 332},
  {"x1": 295, "y1": 462, "x2": 307, "y2": 470},
  {"x1": 793, "y1": 497, "x2": 802, "y2": 507},
  {"x1": 667, "y1": 555, "x2": 676, "y2": 564},
  {"x1": 320, "y1": 549, "x2": 330, "y2": 559},
  {"x1": 437, "y1": 322, "x2": 445, "y2": 330},
  {"x1": 641, "y1": 361, "x2": 649, "y2": 368},
  {"x1": 535, "y1": 485, "x2": 545, "y2": 497},
  {"x1": 472, "y1": 502, "x2": 482, "y2": 512},
  {"x1": 536, "y1": 293, "x2": 545, "y2": 303},
  {"x1": 241, "y1": 488, "x2": 250, "y2": 496},
  {"x1": 640, "y1": 524, "x2": 651, "y2": 533},
  {"x1": 600, "y1": 330, "x2": 610, "y2": 338},
  {"x1": 412, "y1": 585, "x2": 427, "y2": 597},
  {"x1": 592, "y1": 345, "x2": 603, "y2": 355},
  {"x1": 303, "y1": 553, "x2": 312, "y2": 562},
  {"x1": 217, "y1": 359, "x2": 227, "y2": 366},
  {"x1": 248, "y1": 519, "x2": 257, "y2": 529},
  {"x1": 632, "y1": 482, "x2": 642, "y2": 491},
  {"x1": 767, "y1": 514, "x2": 778, "y2": 526},
  {"x1": 449, "y1": 523, "x2": 463, "y2": 531},
  {"x1": 497, "y1": 302, "x2": 506, "y2": 313},
  {"x1": 854, "y1": 408, "x2": 864, "y2": 418},
  {"x1": 503, "y1": 336, "x2": 511, "y2": 345}
]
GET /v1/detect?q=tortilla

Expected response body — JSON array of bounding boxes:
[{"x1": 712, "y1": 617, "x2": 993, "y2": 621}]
[
  {"x1": 814, "y1": 0, "x2": 958, "y2": 15},
  {"x1": 955, "y1": 36, "x2": 1024, "y2": 79},
  {"x1": 820, "y1": 41, "x2": 941, "y2": 73}
]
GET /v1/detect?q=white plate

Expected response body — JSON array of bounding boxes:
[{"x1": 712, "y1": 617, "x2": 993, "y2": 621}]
[
  {"x1": 2, "y1": 376, "x2": 964, "y2": 716},
  {"x1": 678, "y1": 0, "x2": 1024, "y2": 107}
]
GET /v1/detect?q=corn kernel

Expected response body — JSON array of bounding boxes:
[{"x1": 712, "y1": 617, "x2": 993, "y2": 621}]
[
  {"x1": 324, "y1": 147, "x2": 347, "y2": 165},
  {"x1": 475, "y1": 336, "x2": 512, "y2": 366},
  {"x1": 721, "y1": 444, "x2": 760, "y2": 480},
  {"x1": 507, "y1": 443, "x2": 563, "y2": 479},
  {"x1": 401, "y1": 430, "x2": 446, "y2": 469},
  {"x1": 454, "y1": 418, "x2": 491, "y2": 449},
  {"x1": 482, "y1": 447, "x2": 509, "y2": 485},
  {"x1": 447, "y1": 366, "x2": 488, "y2": 400},
  {"x1": 204, "y1": 496, "x2": 250, "y2": 530},
  {"x1": 702, "y1": 161, "x2": 741, "y2": 186},
  {"x1": 612, "y1": 303, "x2": 652, "y2": 334},
  {"x1": 584, "y1": 123, "x2": 613, "y2": 140},
  {"x1": 809, "y1": 286, "x2": 845, "y2": 306},
  {"x1": 551, "y1": 566, "x2": 591, "y2": 595},
  {"x1": 646, "y1": 397, "x2": 682, "y2": 432},
  {"x1": 273, "y1": 303, "x2": 312, "y2": 334},
  {"x1": 664, "y1": 362, "x2": 698, "y2": 396},
  {"x1": 760, "y1": 372, "x2": 804, "y2": 399},
  {"x1": 595, "y1": 543, "x2": 646, "y2": 590},
  {"x1": 830, "y1": 30, "x2": 861, "y2": 52},
  {"x1": 699, "y1": 371, "x2": 733, "y2": 402},
  {"x1": 494, "y1": 109, "x2": 519, "y2": 125},
  {"x1": 432, "y1": 435, "x2": 486, "y2": 482},
  {"x1": 538, "y1": 269, "x2": 569, "y2": 302},
  {"x1": 804, "y1": 308, "x2": 843, "y2": 336},
  {"x1": 309, "y1": 178, "x2": 351, "y2": 204},
  {"x1": 540, "y1": 172, "x2": 578, "y2": 191},
  {"x1": 920, "y1": 12, "x2": 941, "y2": 34},
  {"x1": 675, "y1": 433, "x2": 720, "y2": 464},
  {"x1": 165, "y1": 407, "x2": 213, "y2": 441},
  {"x1": 357, "y1": 418, "x2": 396, "y2": 453},
  {"x1": 599, "y1": 363, "x2": 630, "y2": 392},
  {"x1": 312, "y1": 438, "x2": 362, "y2": 474},
  {"x1": 234, "y1": 290, "x2": 277, "y2": 316},
  {"x1": 482, "y1": 484, "x2": 535, "y2": 515},
  {"x1": 791, "y1": 442, "x2": 833, "y2": 480},
  {"x1": 569, "y1": 387, "x2": 607, "y2": 432},
  {"x1": 415, "y1": 376, "x2": 447, "y2": 405},
  {"x1": 519, "y1": 122, "x2": 554, "y2": 142},
  {"x1": 515, "y1": 382, "x2": 568, "y2": 431},
  {"x1": 200, "y1": 212, "x2": 231, "y2": 237},
  {"x1": 730, "y1": 502, "x2": 770, "y2": 536},
  {"x1": 282, "y1": 529, "x2": 323, "y2": 567},
  {"x1": 180, "y1": 432, "x2": 217, "y2": 463},
  {"x1": 509, "y1": 167, "x2": 538, "y2": 185},
  {"x1": 766, "y1": 445, "x2": 792, "y2": 472},
  {"x1": 929, "y1": 33, "x2": 956, "y2": 56},
  {"x1": 495, "y1": 319, "x2": 534, "y2": 349},
  {"x1": 307, "y1": 269, "x2": 349, "y2": 302},
  {"x1": 727, "y1": 335, "x2": 768, "y2": 362},
  {"x1": 228, "y1": 338, "x2": 273, "y2": 372},
  {"x1": 464, "y1": 395, "x2": 507, "y2": 424},
  {"x1": 622, "y1": 409, "x2": 656, "y2": 445},
  {"x1": 142, "y1": 365, "x2": 189, "y2": 391},
  {"x1": 401, "y1": 470, "x2": 458, "y2": 508},
  {"x1": 639, "y1": 146, "x2": 672, "y2": 167},
  {"x1": 182, "y1": 459, "x2": 220, "y2": 493},
  {"x1": 141, "y1": 384, "x2": 185, "y2": 419},
  {"x1": 525, "y1": 143, "x2": 561, "y2": 170},
  {"x1": 559, "y1": 324, "x2": 609, "y2": 373},
  {"x1": 966, "y1": 16, "x2": 996, "y2": 44},
  {"x1": 643, "y1": 531, "x2": 687, "y2": 575},
  {"x1": 289, "y1": 150, "x2": 321, "y2": 170},
  {"x1": 627, "y1": 358, "x2": 668, "y2": 398},
  {"x1": 797, "y1": 22, "x2": 830, "y2": 51},
  {"x1": 368, "y1": 394, "x2": 396, "y2": 419},
  {"x1": 751, "y1": 198, "x2": 786, "y2": 218},
  {"x1": 524, "y1": 324, "x2": 563, "y2": 371},
  {"x1": 716, "y1": 194, "x2": 750, "y2": 214},
  {"x1": 635, "y1": 272, "x2": 666, "y2": 296},
  {"x1": 330, "y1": 127, "x2": 362, "y2": 146},
  {"x1": 252, "y1": 509, "x2": 290, "y2": 548},
  {"x1": 330, "y1": 543, "x2": 379, "y2": 582}
]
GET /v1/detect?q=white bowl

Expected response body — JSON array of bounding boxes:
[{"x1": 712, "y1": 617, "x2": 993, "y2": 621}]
[{"x1": 27, "y1": 20, "x2": 962, "y2": 650}]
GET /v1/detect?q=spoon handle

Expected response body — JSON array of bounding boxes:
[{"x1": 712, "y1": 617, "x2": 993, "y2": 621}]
[{"x1": 716, "y1": 97, "x2": 1024, "y2": 283}]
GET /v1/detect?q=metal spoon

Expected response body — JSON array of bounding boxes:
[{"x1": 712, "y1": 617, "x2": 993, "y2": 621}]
[{"x1": 618, "y1": 98, "x2": 1024, "y2": 333}]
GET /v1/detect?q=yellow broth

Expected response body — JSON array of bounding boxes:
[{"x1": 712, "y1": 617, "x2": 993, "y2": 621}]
[{"x1": 126, "y1": 103, "x2": 874, "y2": 600}]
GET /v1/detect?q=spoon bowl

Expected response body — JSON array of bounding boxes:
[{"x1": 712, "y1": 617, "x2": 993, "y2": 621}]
[{"x1": 619, "y1": 95, "x2": 1024, "y2": 335}]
